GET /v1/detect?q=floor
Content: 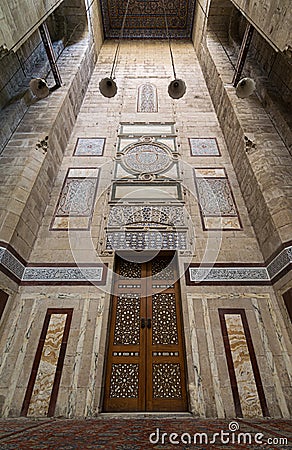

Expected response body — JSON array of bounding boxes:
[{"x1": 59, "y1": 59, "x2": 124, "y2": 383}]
[{"x1": 0, "y1": 416, "x2": 291, "y2": 449}]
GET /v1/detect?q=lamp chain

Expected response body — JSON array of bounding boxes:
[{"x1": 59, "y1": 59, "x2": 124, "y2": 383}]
[
  {"x1": 161, "y1": 0, "x2": 177, "y2": 79},
  {"x1": 110, "y1": 0, "x2": 131, "y2": 79}
]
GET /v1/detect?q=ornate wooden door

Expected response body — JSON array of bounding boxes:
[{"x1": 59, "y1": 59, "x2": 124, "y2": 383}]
[{"x1": 103, "y1": 254, "x2": 188, "y2": 412}]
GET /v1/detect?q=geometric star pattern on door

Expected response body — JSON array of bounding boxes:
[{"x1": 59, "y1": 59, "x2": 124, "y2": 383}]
[{"x1": 104, "y1": 254, "x2": 188, "y2": 412}]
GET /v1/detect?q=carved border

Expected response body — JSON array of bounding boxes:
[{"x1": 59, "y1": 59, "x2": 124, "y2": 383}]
[{"x1": 0, "y1": 241, "x2": 291, "y2": 285}]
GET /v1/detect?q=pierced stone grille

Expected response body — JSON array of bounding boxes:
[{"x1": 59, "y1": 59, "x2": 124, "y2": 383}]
[
  {"x1": 107, "y1": 231, "x2": 187, "y2": 250},
  {"x1": 109, "y1": 364, "x2": 139, "y2": 398},
  {"x1": 152, "y1": 293, "x2": 178, "y2": 345},
  {"x1": 153, "y1": 364, "x2": 182, "y2": 398},
  {"x1": 114, "y1": 294, "x2": 141, "y2": 345}
]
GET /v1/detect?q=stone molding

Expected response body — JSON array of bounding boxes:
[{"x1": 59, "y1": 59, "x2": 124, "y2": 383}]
[
  {"x1": 0, "y1": 241, "x2": 291, "y2": 285},
  {"x1": 185, "y1": 245, "x2": 292, "y2": 284},
  {"x1": 0, "y1": 243, "x2": 107, "y2": 285}
]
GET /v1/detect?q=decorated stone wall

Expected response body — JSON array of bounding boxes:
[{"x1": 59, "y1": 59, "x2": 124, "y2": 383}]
[{"x1": 0, "y1": 37, "x2": 291, "y2": 419}]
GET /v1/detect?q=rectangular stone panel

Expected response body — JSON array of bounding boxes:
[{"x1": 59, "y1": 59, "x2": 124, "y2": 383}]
[
  {"x1": 194, "y1": 168, "x2": 241, "y2": 230},
  {"x1": 219, "y1": 309, "x2": 269, "y2": 418},
  {"x1": 51, "y1": 216, "x2": 90, "y2": 230},
  {"x1": 73, "y1": 138, "x2": 105, "y2": 156},
  {"x1": 21, "y1": 309, "x2": 73, "y2": 417},
  {"x1": 194, "y1": 168, "x2": 225, "y2": 178},
  {"x1": 189, "y1": 138, "x2": 220, "y2": 156},
  {"x1": 203, "y1": 216, "x2": 241, "y2": 230},
  {"x1": 51, "y1": 168, "x2": 99, "y2": 230},
  {"x1": 120, "y1": 123, "x2": 175, "y2": 135}
]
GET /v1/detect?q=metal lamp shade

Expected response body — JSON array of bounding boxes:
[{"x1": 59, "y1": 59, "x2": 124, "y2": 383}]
[
  {"x1": 168, "y1": 79, "x2": 186, "y2": 99},
  {"x1": 235, "y1": 77, "x2": 256, "y2": 98},
  {"x1": 99, "y1": 77, "x2": 118, "y2": 98}
]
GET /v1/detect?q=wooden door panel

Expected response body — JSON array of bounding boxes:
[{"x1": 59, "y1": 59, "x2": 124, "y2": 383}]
[
  {"x1": 103, "y1": 254, "x2": 188, "y2": 412},
  {"x1": 103, "y1": 292, "x2": 146, "y2": 412}
]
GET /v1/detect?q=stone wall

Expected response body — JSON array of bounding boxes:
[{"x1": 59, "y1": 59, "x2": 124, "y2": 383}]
[
  {"x1": 0, "y1": 0, "x2": 63, "y2": 51},
  {"x1": 230, "y1": 0, "x2": 292, "y2": 52},
  {"x1": 0, "y1": 39, "x2": 291, "y2": 419},
  {"x1": 0, "y1": 35, "x2": 97, "y2": 293},
  {"x1": 195, "y1": 21, "x2": 292, "y2": 263}
]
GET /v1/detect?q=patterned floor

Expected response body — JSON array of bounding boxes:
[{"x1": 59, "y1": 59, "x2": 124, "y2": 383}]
[{"x1": 0, "y1": 416, "x2": 291, "y2": 449}]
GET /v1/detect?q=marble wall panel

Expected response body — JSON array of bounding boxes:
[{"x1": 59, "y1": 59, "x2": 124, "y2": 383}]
[
  {"x1": 189, "y1": 138, "x2": 220, "y2": 156},
  {"x1": 219, "y1": 309, "x2": 269, "y2": 418},
  {"x1": 51, "y1": 168, "x2": 99, "y2": 230},
  {"x1": 73, "y1": 138, "x2": 105, "y2": 156},
  {"x1": 21, "y1": 309, "x2": 73, "y2": 417},
  {"x1": 194, "y1": 168, "x2": 241, "y2": 230},
  {"x1": 137, "y1": 83, "x2": 158, "y2": 113}
]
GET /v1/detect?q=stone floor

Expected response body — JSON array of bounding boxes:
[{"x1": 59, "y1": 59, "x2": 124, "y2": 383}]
[{"x1": 0, "y1": 416, "x2": 291, "y2": 449}]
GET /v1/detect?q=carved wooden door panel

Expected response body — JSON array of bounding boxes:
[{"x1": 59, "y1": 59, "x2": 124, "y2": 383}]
[{"x1": 103, "y1": 255, "x2": 188, "y2": 412}]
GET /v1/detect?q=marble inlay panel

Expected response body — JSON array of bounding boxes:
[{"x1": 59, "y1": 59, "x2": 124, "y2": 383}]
[
  {"x1": 0, "y1": 247, "x2": 25, "y2": 280},
  {"x1": 203, "y1": 216, "x2": 241, "y2": 230},
  {"x1": 52, "y1": 168, "x2": 99, "y2": 230},
  {"x1": 223, "y1": 313, "x2": 263, "y2": 417},
  {"x1": 189, "y1": 138, "x2": 220, "y2": 156},
  {"x1": 196, "y1": 178, "x2": 237, "y2": 216},
  {"x1": 121, "y1": 142, "x2": 173, "y2": 175},
  {"x1": 73, "y1": 138, "x2": 105, "y2": 156},
  {"x1": 137, "y1": 83, "x2": 158, "y2": 113},
  {"x1": 51, "y1": 216, "x2": 90, "y2": 230},
  {"x1": 23, "y1": 267, "x2": 104, "y2": 282},
  {"x1": 55, "y1": 179, "x2": 97, "y2": 216},
  {"x1": 188, "y1": 267, "x2": 269, "y2": 283},
  {"x1": 194, "y1": 168, "x2": 225, "y2": 178},
  {"x1": 106, "y1": 231, "x2": 187, "y2": 250},
  {"x1": 68, "y1": 168, "x2": 99, "y2": 178},
  {"x1": 194, "y1": 168, "x2": 241, "y2": 230},
  {"x1": 27, "y1": 313, "x2": 67, "y2": 417},
  {"x1": 267, "y1": 245, "x2": 292, "y2": 279}
]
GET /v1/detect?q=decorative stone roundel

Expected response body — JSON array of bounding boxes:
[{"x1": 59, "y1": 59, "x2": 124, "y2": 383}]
[{"x1": 121, "y1": 142, "x2": 173, "y2": 175}]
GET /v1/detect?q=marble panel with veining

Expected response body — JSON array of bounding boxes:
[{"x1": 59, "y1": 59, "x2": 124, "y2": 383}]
[
  {"x1": 27, "y1": 313, "x2": 67, "y2": 417},
  {"x1": 225, "y1": 314, "x2": 262, "y2": 418}
]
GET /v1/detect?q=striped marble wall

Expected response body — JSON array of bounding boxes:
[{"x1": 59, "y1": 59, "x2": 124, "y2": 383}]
[
  {"x1": 219, "y1": 309, "x2": 269, "y2": 418},
  {"x1": 186, "y1": 293, "x2": 291, "y2": 418},
  {"x1": 21, "y1": 309, "x2": 73, "y2": 417}
]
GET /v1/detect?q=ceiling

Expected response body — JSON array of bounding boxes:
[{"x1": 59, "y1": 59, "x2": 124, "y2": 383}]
[{"x1": 99, "y1": 0, "x2": 196, "y2": 39}]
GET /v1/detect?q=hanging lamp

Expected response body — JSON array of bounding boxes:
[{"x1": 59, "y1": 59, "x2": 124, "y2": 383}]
[
  {"x1": 235, "y1": 77, "x2": 256, "y2": 98},
  {"x1": 161, "y1": 0, "x2": 186, "y2": 99},
  {"x1": 99, "y1": 0, "x2": 131, "y2": 97}
]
